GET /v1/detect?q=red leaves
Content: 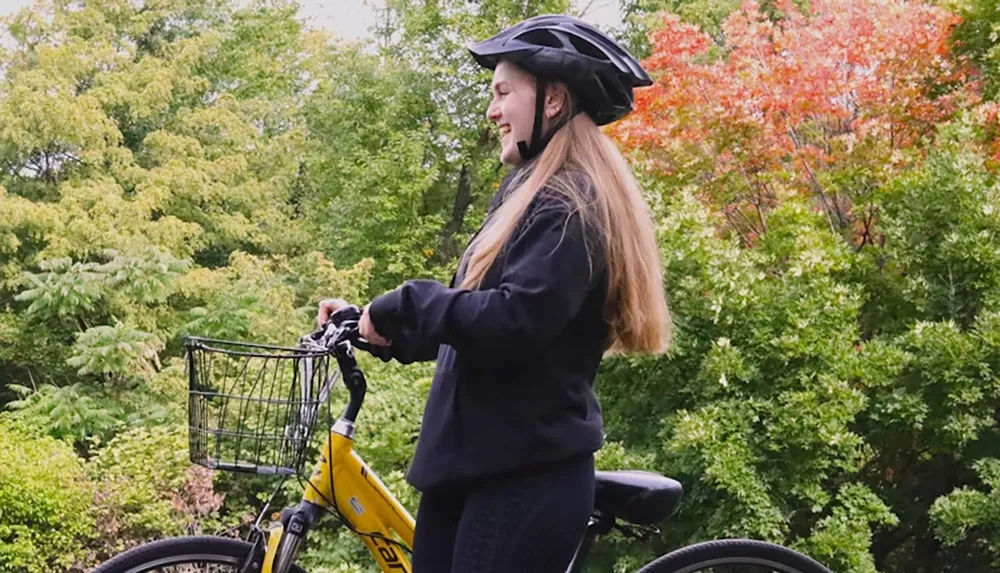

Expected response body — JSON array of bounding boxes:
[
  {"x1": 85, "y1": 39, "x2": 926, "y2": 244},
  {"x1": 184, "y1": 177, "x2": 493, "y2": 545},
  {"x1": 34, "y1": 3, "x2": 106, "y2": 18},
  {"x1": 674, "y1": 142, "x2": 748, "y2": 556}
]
[
  {"x1": 610, "y1": 0, "x2": 980, "y2": 243},
  {"x1": 645, "y1": 12, "x2": 713, "y2": 69},
  {"x1": 169, "y1": 466, "x2": 225, "y2": 526}
]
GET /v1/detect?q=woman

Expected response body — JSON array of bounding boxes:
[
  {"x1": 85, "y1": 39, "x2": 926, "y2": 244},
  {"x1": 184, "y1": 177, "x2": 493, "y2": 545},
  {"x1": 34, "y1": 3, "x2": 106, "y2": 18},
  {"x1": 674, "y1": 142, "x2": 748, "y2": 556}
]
[{"x1": 318, "y1": 14, "x2": 671, "y2": 573}]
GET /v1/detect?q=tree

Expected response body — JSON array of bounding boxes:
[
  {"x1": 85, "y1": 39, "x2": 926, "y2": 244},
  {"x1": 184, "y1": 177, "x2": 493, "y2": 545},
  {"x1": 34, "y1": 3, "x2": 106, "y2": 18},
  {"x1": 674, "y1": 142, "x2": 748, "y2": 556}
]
[
  {"x1": 594, "y1": 186, "x2": 894, "y2": 572},
  {"x1": 301, "y1": 0, "x2": 576, "y2": 296},
  {"x1": 611, "y1": 0, "x2": 978, "y2": 250},
  {"x1": 0, "y1": 0, "x2": 371, "y2": 442},
  {"x1": 0, "y1": 420, "x2": 94, "y2": 573},
  {"x1": 598, "y1": 1, "x2": 1000, "y2": 571},
  {"x1": 948, "y1": 0, "x2": 1000, "y2": 100}
]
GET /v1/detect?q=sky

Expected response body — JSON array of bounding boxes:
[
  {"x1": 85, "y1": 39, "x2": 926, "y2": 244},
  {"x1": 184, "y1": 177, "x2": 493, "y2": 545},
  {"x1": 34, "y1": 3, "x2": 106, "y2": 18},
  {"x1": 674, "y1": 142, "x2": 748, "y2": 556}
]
[{"x1": 0, "y1": 0, "x2": 624, "y2": 43}]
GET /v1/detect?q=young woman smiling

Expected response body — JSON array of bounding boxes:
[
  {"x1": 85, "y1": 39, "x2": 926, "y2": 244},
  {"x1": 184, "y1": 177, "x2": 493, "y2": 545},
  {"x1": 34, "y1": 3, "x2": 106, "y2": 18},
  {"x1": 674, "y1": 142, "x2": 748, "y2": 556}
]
[{"x1": 318, "y1": 14, "x2": 671, "y2": 573}]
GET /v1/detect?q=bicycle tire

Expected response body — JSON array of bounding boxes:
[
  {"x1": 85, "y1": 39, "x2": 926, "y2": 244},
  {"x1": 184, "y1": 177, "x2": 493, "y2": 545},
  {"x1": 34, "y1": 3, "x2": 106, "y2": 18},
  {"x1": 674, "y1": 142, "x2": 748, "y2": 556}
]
[
  {"x1": 91, "y1": 536, "x2": 309, "y2": 573},
  {"x1": 635, "y1": 538, "x2": 834, "y2": 573}
]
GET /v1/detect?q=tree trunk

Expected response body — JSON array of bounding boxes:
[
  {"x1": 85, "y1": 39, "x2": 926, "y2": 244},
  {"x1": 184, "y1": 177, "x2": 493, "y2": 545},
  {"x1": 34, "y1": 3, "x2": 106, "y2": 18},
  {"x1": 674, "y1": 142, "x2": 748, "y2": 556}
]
[{"x1": 436, "y1": 162, "x2": 474, "y2": 264}]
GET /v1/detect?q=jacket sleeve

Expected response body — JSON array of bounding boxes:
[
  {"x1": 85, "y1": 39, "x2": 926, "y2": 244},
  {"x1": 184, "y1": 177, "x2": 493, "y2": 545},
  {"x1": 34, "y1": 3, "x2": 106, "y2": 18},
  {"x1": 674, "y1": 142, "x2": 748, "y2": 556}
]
[
  {"x1": 371, "y1": 272, "x2": 457, "y2": 364},
  {"x1": 379, "y1": 322, "x2": 442, "y2": 364},
  {"x1": 367, "y1": 191, "x2": 604, "y2": 362}
]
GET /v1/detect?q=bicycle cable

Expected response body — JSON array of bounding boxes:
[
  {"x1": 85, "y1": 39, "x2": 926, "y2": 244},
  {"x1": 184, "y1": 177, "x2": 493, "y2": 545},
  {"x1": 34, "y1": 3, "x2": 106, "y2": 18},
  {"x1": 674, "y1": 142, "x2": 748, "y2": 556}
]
[{"x1": 257, "y1": 474, "x2": 292, "y2": 531}]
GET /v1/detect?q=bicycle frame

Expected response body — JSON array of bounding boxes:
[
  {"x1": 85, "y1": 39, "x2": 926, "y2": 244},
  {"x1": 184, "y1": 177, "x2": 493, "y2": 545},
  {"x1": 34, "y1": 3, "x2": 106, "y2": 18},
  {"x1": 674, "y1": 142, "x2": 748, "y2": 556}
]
[
  {"x1": 261, "y1": 425, "x2": 608, "y2": 573},
  {"x1": 260, "y1": 422, "x2": 602, "y2": 573},
  {"x1": 262, "y1": 425, "x2": 416, "y2": 573}
]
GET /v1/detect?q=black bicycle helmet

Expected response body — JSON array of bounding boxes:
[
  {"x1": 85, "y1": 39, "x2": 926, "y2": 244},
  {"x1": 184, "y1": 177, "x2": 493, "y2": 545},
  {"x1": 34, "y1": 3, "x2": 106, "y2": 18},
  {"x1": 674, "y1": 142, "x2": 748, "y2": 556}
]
[{"x1": 469, "y1": 14, "x2": 653, "y2": 160}]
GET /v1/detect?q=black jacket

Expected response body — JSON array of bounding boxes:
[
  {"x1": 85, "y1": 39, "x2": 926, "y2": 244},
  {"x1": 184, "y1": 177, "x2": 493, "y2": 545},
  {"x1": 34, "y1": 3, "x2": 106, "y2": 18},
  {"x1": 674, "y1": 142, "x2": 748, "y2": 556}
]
[{"x1": 368, "y1": 163, "x2": 609, "y2": 491}]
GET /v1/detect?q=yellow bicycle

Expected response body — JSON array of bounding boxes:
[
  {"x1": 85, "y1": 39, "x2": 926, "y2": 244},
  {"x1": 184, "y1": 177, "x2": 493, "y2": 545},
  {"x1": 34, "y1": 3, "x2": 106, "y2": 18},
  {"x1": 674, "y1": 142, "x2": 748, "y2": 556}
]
[{"x1": 93, "y1": 305, "x2": 835, "y2": 573}]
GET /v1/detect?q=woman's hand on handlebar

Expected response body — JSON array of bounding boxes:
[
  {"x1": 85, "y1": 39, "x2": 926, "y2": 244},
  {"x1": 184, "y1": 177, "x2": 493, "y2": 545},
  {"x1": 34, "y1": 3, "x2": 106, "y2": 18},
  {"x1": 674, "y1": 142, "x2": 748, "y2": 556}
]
[
  {"x1": 317, "y1": 298, "x2": 390, "y2": 347},
  {"x1": 317, "y1": 298, "x2": 349, "y2": 327}
]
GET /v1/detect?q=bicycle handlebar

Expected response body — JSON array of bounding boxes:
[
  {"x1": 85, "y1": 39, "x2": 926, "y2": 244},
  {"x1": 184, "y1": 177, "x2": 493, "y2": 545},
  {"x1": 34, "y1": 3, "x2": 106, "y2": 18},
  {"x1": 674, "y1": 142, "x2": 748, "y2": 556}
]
[{"x1": 308, "y1": 304, "x2": 393, "y2": 363}]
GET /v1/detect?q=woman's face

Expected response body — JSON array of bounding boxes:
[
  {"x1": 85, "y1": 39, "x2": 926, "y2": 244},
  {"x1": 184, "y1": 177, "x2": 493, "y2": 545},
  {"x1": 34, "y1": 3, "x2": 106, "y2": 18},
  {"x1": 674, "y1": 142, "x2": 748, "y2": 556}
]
[{"x1": 486, "y1": 61, "x2": 539, "y2": 165}]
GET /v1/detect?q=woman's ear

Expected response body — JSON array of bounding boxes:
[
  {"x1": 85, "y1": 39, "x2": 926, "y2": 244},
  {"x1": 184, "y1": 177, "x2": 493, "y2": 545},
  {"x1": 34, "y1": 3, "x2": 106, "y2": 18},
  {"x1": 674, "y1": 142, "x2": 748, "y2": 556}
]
[{"x1": 544, "y1": 84, "x2": 567, "y2": 119}]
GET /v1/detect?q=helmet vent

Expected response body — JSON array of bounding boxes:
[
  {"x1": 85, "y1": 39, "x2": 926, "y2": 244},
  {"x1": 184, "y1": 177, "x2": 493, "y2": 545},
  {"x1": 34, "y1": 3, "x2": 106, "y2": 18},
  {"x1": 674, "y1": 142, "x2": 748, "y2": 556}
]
[
  {"x1": 568, "y1": 35, "x2": 608, "y2": 61},
  {"x1": 519, "y1": 29, "x2": 563, "y2": 48}
]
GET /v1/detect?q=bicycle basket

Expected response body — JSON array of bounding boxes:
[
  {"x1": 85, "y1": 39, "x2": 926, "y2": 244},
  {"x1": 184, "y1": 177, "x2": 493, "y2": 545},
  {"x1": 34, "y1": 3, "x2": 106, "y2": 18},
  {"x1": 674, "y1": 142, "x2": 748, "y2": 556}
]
[{"x1": 185, "y1": 336, "x2": 336, "y2": 476}]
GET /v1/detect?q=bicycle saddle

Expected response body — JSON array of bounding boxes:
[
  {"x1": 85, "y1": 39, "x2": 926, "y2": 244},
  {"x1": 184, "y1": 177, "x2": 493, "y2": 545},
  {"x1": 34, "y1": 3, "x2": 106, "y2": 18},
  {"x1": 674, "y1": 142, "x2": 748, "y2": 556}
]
[{"x1": 594, "y1": 470, "x2": 683, "y2": 525}]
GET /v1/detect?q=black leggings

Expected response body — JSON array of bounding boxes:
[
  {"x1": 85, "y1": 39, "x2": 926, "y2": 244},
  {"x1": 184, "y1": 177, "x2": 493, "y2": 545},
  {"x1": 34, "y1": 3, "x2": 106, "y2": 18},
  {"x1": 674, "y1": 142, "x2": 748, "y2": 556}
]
[{"x1": 411, "y1": 454, "x2": 595, "y2": 573}]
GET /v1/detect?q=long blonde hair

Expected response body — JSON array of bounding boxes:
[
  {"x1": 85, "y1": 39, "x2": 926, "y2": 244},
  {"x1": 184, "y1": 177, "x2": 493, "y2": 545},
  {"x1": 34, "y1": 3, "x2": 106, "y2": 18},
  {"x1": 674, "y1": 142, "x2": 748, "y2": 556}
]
[{"x1": 459, "y1": 86, "x2": 671, "y2": 354}]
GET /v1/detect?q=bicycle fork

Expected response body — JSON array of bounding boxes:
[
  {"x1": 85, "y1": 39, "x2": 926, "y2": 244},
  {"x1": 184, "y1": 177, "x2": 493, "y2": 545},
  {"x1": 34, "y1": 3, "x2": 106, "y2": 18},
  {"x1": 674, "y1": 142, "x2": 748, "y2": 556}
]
[
  {"x1": 254, "y1": 430, "x2": 342, "y2": 573},
  {"x1": 256, "y1": 501, "x2": 326, "y2": 573}
]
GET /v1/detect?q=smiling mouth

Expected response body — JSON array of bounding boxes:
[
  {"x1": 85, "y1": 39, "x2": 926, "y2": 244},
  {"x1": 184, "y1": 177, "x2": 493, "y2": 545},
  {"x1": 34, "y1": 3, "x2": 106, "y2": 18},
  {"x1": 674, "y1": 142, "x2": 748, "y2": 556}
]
[{"x1": 499, "y1": 124, "x2": 512, "y2": 136}]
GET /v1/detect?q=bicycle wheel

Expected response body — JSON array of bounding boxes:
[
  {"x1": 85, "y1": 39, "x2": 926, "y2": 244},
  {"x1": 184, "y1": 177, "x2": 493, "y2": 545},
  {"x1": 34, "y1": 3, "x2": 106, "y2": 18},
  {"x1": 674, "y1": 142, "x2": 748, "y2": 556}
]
[
  {"x1": 91, "y1": 536, "x2": 308, "y2": 573},
  {"x1": 636, "y1": 539, "x2": 834, "y2": 573}
]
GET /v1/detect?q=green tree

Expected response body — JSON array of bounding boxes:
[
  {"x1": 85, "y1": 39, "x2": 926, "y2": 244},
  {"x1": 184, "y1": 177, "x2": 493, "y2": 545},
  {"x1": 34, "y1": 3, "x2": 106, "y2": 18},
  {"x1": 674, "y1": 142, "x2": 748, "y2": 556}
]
[
  {"x1": 948, "y1": 0, "x2": 1000, "y2": 100},
  {"x1": 854, "y1": 122, "x2": 1000, "y2": 572},
  {"x1": 0, "y1": 0, "x2": 370, "y2": 441},
  {"x1": 594, "y1": 185, "x2": 894, "y2": 572},
  {"x1": 302, "y1": 0, "x2": 574, "y2": 296}
]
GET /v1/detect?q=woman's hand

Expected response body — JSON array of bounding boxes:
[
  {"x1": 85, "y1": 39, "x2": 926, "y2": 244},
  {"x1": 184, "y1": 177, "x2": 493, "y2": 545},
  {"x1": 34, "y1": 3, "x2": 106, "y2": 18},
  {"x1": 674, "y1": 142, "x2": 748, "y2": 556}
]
[
  {"x1": 316, "y1": 298, "x2": 349, "y2": 327},
  {"x1": 360, "y1": 304, "x2": 390, "y2": 346},
  {"x1": 317, "y1": 298, "x2": 390, "y2": 346}
]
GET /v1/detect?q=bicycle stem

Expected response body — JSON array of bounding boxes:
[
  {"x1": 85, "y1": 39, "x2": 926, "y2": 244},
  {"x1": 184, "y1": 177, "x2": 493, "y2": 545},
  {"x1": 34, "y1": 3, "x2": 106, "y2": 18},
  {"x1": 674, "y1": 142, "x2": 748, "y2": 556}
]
[{"x1": 332, "y1": 345, "x2": 367, "y2": 423}]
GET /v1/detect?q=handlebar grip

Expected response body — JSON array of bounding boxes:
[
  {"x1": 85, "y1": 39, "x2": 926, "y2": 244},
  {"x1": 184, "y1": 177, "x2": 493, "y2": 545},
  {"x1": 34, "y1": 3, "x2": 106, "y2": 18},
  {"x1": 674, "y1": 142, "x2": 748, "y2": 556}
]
[{"x1": 353, "y1": 338, "x2": 393, "y2": 363}]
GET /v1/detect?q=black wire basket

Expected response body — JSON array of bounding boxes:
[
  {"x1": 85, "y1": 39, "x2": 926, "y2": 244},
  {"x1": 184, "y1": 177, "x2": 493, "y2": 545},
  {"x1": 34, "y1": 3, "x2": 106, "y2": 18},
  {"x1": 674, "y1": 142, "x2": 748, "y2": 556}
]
[{"x1": 185, "y1": 336, "x2": 336, "y2": 476}]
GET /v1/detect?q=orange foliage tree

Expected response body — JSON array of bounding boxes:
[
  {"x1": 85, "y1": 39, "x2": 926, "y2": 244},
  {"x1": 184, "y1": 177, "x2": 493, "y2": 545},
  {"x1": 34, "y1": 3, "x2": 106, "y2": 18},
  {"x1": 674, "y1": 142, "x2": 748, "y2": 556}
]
[{"x1": 610, "y1": 0, "x2": 980, "y2": 247}]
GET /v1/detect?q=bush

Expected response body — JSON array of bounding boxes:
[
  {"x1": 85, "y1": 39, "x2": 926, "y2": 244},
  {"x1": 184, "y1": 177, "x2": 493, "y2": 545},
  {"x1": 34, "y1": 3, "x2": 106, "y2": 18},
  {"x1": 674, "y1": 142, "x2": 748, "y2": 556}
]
[
  {"x1": 0, "y1": 418, "x2": 94, "y2": 573},
  {"x1": 87, "y1": 425, "x2": 224, "y2": 559}
]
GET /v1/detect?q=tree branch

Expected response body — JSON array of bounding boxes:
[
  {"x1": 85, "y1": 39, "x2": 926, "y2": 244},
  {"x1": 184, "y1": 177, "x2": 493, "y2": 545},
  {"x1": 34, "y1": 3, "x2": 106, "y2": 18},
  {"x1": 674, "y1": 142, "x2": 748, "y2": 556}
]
[
  {"x1": 855, "y1": 201, "x2": 877, "y2": 252},
  {"x1": 789, "y1": 128, "x2": 840, "y2": 234},
  {"x1": 737, "y1": 162, "x2": 769, "y2": 234},
  {"x1": 723, "y1": 208, "x2": 753, "y2": 245}
]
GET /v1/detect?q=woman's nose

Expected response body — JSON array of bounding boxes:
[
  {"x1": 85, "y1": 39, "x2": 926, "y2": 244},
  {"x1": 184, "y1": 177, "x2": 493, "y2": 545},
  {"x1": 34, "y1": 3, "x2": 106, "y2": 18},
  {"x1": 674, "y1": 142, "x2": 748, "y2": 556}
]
[{"x1": 486, "y1": 100, "x2": 501, "y2": 122}]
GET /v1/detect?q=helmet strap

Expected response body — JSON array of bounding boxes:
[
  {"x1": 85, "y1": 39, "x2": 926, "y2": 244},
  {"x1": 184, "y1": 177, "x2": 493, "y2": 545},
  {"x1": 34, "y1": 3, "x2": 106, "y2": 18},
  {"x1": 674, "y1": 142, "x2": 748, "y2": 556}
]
[
  {"x1": 516, "y1": 76, "x2": 582, "y2": 163},
  {"x1": 517, "y1": 76, "x2": 548, "y2": 162}
]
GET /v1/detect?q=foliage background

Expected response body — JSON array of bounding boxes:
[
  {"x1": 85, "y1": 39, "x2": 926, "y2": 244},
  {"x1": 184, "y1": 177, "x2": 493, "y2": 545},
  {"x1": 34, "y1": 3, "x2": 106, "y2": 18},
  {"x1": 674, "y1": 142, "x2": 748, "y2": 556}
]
[{"x1": 0, "y1": 0, "x2": 998, "y2": 572}]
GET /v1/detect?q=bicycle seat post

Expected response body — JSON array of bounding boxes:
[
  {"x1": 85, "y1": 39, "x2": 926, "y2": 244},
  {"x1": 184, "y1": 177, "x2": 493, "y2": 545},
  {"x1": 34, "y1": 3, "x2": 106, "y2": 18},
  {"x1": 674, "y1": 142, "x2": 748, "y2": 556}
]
[{"x1": 564, "y1": 512, "x2": 613, "y2": 573}]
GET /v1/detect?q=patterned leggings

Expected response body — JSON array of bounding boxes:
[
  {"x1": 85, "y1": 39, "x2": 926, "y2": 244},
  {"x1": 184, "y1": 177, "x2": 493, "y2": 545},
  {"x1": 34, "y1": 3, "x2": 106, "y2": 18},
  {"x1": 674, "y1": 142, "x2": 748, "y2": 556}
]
[{"x1": 410, "y1": 454, "x2": 595, "y2": 573}]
